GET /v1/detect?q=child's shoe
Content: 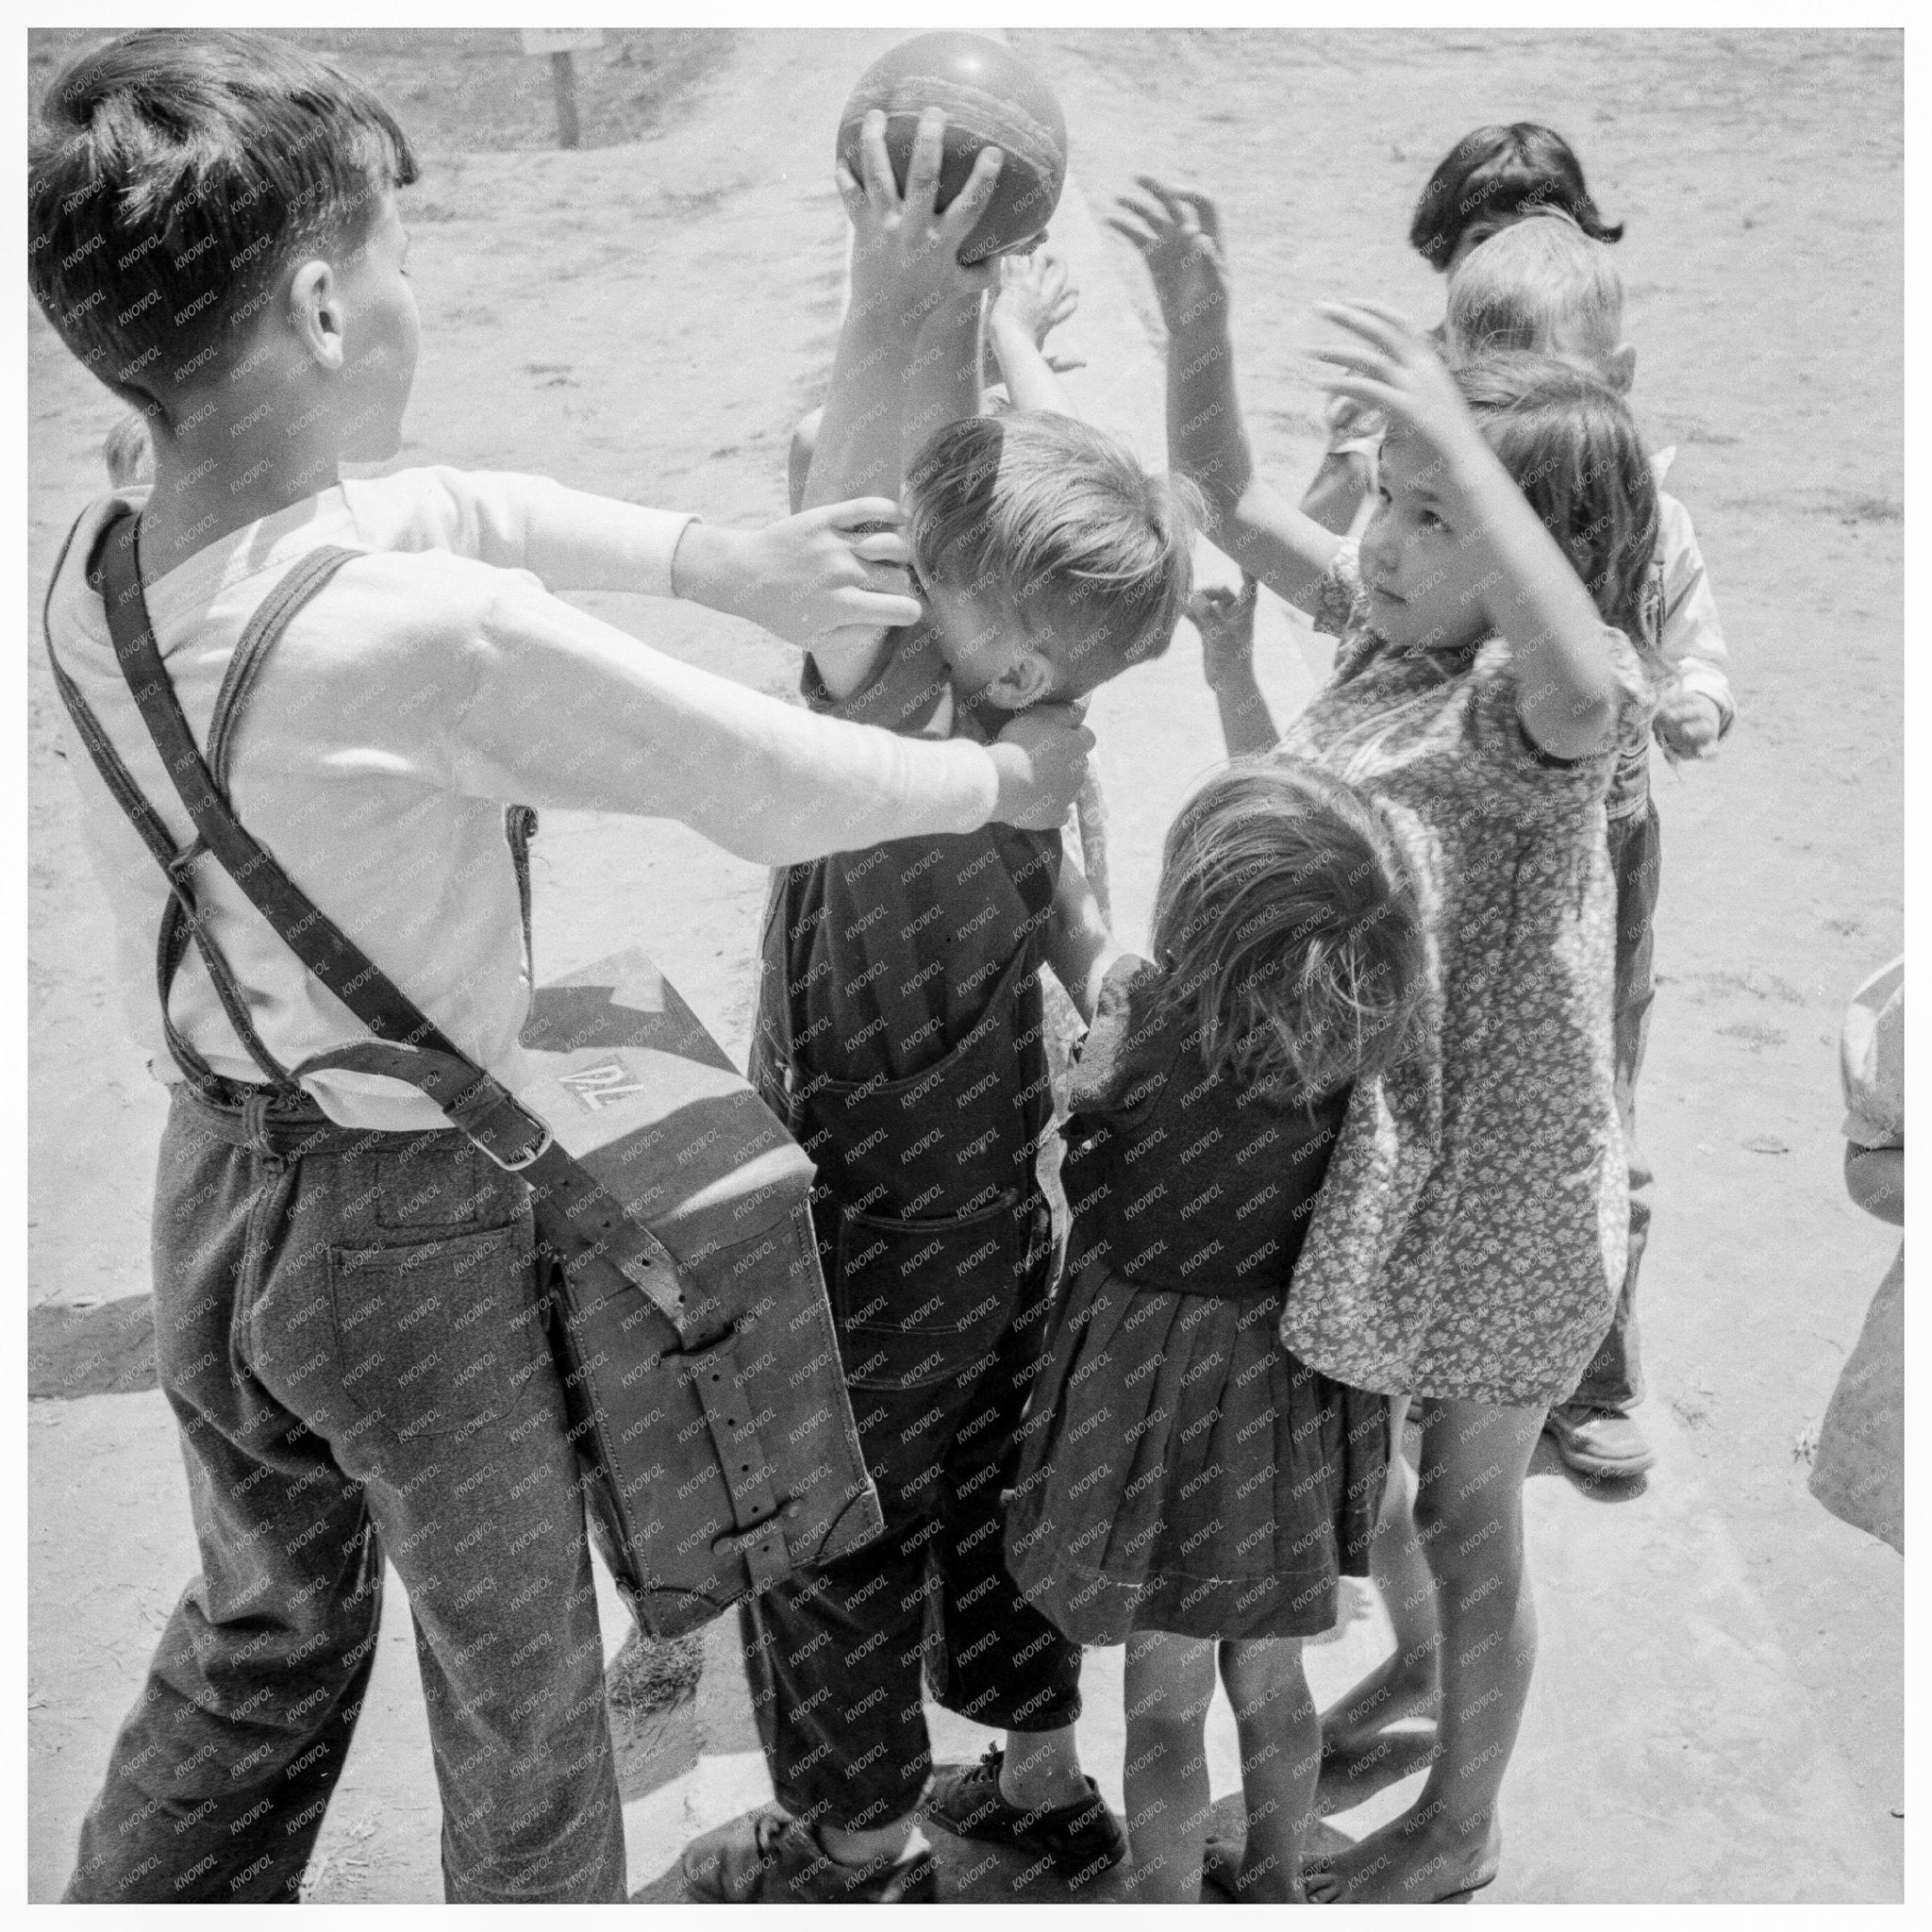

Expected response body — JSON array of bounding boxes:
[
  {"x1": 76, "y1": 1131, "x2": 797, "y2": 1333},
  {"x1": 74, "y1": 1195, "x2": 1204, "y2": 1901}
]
[
  {"x1": 1544, "y1": 1402, "x2": 1657, "y2": 1477},
  {"x1": 680, "y1": 1806, "x2": 937, "y2": 1903},
  {"x1": 925, "y1": 1748, "x2": 1126, "y2": 1886}
]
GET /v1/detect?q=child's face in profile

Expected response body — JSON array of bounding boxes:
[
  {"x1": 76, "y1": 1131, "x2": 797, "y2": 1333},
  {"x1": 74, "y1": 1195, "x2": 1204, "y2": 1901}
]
[
  {"x1": 1358, "y1": 432, "x2": 1491, "y2": 656},
  {"x1": 331, "y1": 189, "x2": 421, "y2": 461}
]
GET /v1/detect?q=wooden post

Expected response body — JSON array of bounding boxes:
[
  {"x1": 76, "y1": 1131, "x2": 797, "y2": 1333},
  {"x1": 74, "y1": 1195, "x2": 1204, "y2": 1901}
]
[
  {"x1": 549, "y1": 50, "x2": 580, "y2": 149},
  {"x1": 519, "y1": 29, "x2": 604, "y2": 150}
]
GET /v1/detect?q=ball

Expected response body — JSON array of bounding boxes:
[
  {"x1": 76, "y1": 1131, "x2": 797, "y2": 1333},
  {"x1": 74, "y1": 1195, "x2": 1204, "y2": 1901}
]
[{"x1": 836, "y1": 33, "x2": 1069, "y2": 266}]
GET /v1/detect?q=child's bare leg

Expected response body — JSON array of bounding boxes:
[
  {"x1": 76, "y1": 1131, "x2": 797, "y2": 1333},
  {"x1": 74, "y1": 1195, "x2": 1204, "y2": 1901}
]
[
  {"x1": 1309, "y1": 1398, "x2": 1543, "y2": 1904},
  {"x1": 788, "y1": 406, "x2": 825, "y2": 517},
  {"x1": 1319, "y1": 1394, "x2": 1441, "y2": 1766},
  {"x1": 995, "y1": 1723, "x2": 1088, "y2": 1810},
  {"x1": 1122, "y1": 1630, "x2": 1217, "y2": 1903},
  {"x1": 1219, "y1": 1638, "x2": 1317, "y2": 1902}
]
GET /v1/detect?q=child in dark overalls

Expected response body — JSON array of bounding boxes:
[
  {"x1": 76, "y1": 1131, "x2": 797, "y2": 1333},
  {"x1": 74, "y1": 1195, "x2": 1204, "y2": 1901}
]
[{"x1": 679, "y1": 111, "x2": 1197, "y2": 1904}]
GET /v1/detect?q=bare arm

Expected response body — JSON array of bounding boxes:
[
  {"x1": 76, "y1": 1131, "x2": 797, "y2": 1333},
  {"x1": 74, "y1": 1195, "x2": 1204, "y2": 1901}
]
[
  {"x1": 803, "y1": 107, "x2": 1001, "y2": 699},
  {"x1": 1046, "y1": 847, "x2": 1121, "y2": 1025},
  {"x1": 986, "y1": 251, "x2": 1080, "y2": 414},
  {"x1": 1191, "y1": 575, "x2": 1279, "y2": 758},
  {"x1": 1109, "y1": 179, "x2": 1341, "y2": 616}
]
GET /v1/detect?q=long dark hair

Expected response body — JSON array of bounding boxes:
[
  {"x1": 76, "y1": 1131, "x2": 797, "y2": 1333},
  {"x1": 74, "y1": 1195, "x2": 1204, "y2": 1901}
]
[
  {"x1": 1409, "y1": 123, "x2": 1623, "y2": 271},
  {"x1": 1456, "y1": 352, "x2": 1660, "y2": 664}
]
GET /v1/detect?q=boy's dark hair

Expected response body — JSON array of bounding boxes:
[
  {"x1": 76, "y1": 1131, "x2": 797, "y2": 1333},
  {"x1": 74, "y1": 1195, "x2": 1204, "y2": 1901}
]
[
  {"x1": 28, "y1": 28, "x2": 417, "y2": 419},
  {"x1": 1455, "y1": 350, "x2": 1660, "y2": 661},
  {"x1": 904, "y1": 412, "x2": 1201, "y2": 699},
  {"x1": 1408, "y1": 123, "x2": 1623, "y2": 272},
  {"x1": 1149, "y1": 761, "x2": 1425, "y2": 1110}
]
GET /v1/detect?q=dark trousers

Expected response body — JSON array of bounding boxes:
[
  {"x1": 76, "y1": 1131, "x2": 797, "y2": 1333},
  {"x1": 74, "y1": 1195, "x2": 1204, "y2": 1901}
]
[
  {"x1": 63, "y1": 1089, "x2": 625, "y2": 1904},
  {"x1": 739, "y1": 1192, "x2": 1082, "y2": 1834},
  {"x1": 1571, "y1": 799, "x2": 1661, "y2": 1412}
]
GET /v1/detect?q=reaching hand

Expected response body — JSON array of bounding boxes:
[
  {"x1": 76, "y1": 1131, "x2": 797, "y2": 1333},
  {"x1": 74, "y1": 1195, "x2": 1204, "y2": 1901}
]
[
  {"x1": 1654, "y1": 684, "x2": 1723, "y2": 758},
  {"x1": 994, "y1": 250, "x2": 1081, "y2": 360},
  {"x1": 840, "y1": 107, "x2": 1004, "y2": 336},
  {"x1": 685, "y1": 498, "x2": 925, "y2": 649},
  {"x1": 987, "y1": 701, "x2": 1095, "y2": 831},
  {"x1": 1310, "y1": 302, "x2": 1478, "y2": 466},
  {"x1": 1108, "y1": 176, "x2": 1230, "y2": 338},
  {"x1": 1190, "y1": 572, "x2": 1260, "y2": 693}
]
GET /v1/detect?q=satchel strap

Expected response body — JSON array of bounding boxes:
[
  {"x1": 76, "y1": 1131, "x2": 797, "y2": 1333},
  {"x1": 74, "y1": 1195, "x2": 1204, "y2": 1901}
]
[{"x1": 51, "y1": 506, "x2": 689, "y2": 1332}]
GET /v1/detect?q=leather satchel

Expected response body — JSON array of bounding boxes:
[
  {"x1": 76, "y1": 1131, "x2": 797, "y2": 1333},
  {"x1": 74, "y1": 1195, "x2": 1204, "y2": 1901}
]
[{"x1": 49, "y1": 508, "x2": 884, "y2": 1636}]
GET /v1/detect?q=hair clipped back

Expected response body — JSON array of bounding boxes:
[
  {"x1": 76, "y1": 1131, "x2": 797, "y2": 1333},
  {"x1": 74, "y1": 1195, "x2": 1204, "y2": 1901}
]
[
  {"x1": 1453, "y1": 351, "x2": 1660, "y2": 659},
  {"x1": 28, "y1": 29, "x2": 417, "y2": 413},
  {"x1": 905, "y1": 412, "x2": 1202, "y2": 697},
  {"x1": 1148, "y1": 762, "x2": 1426, "y2": 1110},
  {"x1": 1409, "y1": 123, "x2": 1623, "y2": 272}
]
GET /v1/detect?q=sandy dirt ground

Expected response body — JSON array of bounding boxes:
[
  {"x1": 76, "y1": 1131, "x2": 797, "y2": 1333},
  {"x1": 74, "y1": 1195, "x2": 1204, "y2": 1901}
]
[{"x1": 26, "y1": 25, "x2": 1902, "y2": 1904}]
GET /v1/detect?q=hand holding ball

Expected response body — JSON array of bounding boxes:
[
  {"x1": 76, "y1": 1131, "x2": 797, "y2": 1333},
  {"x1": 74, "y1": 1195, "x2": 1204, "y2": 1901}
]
[{"x1": 836, "y1": 33, "x2": 1069, "y2": 265}]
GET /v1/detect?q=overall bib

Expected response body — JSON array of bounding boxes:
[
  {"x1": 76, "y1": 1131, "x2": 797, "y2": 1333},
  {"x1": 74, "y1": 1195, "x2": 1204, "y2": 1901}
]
[{"x1": 740, "y1": 876, "x2": 1082, "y2": 1831}]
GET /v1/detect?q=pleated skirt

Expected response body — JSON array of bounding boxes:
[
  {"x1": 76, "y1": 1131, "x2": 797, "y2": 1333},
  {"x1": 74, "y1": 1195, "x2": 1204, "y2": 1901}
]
[{"x1": 1006, "y1": 1250, "x2": 1390, "y2": 1644}]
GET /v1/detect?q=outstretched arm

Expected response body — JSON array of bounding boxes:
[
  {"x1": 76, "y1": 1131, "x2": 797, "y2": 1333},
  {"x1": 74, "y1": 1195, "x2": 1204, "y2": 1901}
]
[{"x1": 1110, "y1": 179, "x2": 1341, "y2": 616}]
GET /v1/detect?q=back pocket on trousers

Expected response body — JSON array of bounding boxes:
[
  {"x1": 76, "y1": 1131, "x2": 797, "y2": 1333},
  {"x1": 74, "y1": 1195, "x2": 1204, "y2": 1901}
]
[
  {"x1": 330, "y1": 1221, "x2": 542, "y2": 1441},
  {"x1": 834, "y1": 1192, "x2": 1022, "y2": 1395}
]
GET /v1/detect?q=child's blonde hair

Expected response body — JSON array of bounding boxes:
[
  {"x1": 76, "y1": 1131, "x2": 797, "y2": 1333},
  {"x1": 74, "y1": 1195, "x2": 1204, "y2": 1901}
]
[
  {"x1": 1446, "y1": 214, "x2": 1625, "y2": 366},
  {"x1": 905, "y1": 411, "x2": 1201, "y2": 698},
  {"x1": 1148, "y1": 762, "x2": 1425, "y2": 1108},
  {"x1": 1455, "y1": 351, "x2": 1660, "y2": 658}
]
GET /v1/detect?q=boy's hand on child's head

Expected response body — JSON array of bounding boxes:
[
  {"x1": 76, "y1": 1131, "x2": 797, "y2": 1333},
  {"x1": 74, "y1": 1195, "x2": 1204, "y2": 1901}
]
[
  {"x1": 840, "y1": 107, "x2": 1003, "y2": 337},
  {"x1": 675, "y1": 498, "x2": 924, "y2": 647},
  {"x1": 1108, "y1": 177, "x2": 1230, "y2": 337},
  {"x1": 1190, "y1": 573, "x2": 1260, "y2": 692},
  {"x1": 987, "y1": 701, "x2": 1095, "y2": 832},
  {"x1": 994, "y1": 251, "x2": 1081, "y2": 359},
  {"x1": 1312, "y1": 302, "x2": 1476, "y2": 465},
  {"x1": 1655, "y1": 684, "x2": 1723, "y2": 758}
]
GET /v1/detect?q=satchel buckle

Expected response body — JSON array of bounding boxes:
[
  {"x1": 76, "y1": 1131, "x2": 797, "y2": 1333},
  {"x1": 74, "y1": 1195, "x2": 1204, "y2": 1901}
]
[{"x1": 484, "y1": 1122, "x2": 554, "y2": 1173}]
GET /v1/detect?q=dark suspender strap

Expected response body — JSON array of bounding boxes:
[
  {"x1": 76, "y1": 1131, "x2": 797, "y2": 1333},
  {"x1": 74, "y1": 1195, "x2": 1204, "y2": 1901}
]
[
  {"x1": 79, "y1": 508, "x2": 688, "y2": 1331},
  {"x1": 43, "y1": 511, "x2": 293, "y2": 1095}
]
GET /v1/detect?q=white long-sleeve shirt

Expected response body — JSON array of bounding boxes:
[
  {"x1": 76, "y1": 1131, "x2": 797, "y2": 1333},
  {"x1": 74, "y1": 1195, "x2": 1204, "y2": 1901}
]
[{"x1": 43, "y1": 468, "x2": 1006, "y2": 1128}]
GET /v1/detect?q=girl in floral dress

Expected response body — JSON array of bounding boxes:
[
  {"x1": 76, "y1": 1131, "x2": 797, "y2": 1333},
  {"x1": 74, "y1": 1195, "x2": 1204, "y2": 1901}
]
[{"x1": 1115, "y1": 179, "x2": 1661, "y2": 1904}]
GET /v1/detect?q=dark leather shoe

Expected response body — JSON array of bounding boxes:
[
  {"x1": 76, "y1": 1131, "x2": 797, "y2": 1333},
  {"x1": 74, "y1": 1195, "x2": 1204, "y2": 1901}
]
[
  {"x1": 680, "y1": 1806, "x2": 936, "y2": 1903},
  {"x1": 927, "y1": 1748, "x2": 1125, "y2": 1888}
]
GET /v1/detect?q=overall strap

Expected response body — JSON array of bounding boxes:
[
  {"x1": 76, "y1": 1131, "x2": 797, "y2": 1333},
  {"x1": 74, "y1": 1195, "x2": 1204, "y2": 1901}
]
[{"x1": 81, "y1": 508, "x2": 688, "y2": 1331}]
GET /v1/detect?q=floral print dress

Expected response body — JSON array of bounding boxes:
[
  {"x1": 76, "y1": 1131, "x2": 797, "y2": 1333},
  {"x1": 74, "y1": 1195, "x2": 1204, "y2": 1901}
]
[{"x1": 1274, "y1": 541, "x2": 1654, "y2": 1408}]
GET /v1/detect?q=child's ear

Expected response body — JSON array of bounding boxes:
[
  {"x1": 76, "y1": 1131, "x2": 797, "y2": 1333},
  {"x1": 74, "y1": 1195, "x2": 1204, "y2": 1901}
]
[
  {"x1": 289, "y1": 259, "x2": 345, "y2": 373},
  {"x1": 1605, "y1": 341, "x2": 1638, "y2": 394},
  {"x1": 983, "y1": 647, "x2": 1058, "y2": 712}
]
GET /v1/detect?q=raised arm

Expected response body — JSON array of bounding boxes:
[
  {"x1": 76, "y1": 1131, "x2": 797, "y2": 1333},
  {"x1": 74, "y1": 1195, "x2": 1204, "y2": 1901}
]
[
  {"x1": 1315, "y1": 303, "x2": 1622, "y2": 760},
  {"x1": 800, "y1": 107, "x2": 1003, "y2": 697},
  {"x1": 1109, "y1": 179, "x2": 1341, "y2": 616},
  {"x1": 986, "y1": 251, "x2": 1080, "y2": 415}
]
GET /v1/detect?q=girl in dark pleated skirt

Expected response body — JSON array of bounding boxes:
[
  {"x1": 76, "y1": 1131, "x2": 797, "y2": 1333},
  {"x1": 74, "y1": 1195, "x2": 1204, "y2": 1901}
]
[{"x1": 1006, "y1": 762, "x2": 1426, "y2": 1903}]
